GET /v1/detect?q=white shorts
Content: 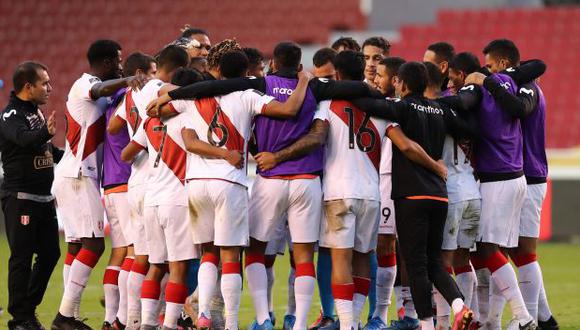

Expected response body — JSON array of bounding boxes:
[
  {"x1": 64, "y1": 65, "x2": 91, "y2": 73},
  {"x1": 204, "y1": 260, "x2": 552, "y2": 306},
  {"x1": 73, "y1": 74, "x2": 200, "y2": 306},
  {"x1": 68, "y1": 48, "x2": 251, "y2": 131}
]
[
  {"x1": 265, "y1": 215, "x2": 289, "y2": 255},
  {"x1": 144, "y1": 205, "x2": 195, "y2": 263},
  {"x1": 104, "y1": 191, "x2": 132, "y2": 248},
  {"x1": 320, "y1": 198, "x2": 381, "y2": 253},
  {"x1": 442, "y1": 199, "x2": 481, "y2": 250},
  {"x1": 187, "y1": 180, "x2": 249, "y2": 247},
  {"x1": 378, "y1": 174, "x2": 396, "y2": 235},
  {"x1": 127, "y1": 184, "x2": 148, "y2": 256},
  {"x1": 249, "y1": 176, "x2": 322, "y2": 244},
  {"x1": 520, "y1": 183, "x2": 547, "y2": 238},
  {"x1": 478, "y1": 176, "x2": 527, "y2": 248},
  {"x1": 53, "y1": 175, "x2": 104, "y2": 242}
]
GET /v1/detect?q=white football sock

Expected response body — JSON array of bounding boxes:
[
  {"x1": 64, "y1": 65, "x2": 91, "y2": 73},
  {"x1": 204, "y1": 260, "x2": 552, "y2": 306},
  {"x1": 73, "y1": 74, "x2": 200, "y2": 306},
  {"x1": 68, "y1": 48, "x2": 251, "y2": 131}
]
[
  {"x1": 103, "y1": 266, "x2": 121, "y2": 323},
  {"x1": 222, "y1": 265, "x2": 242, "y2": 330},
  {"x1": 59, "y1": 249, "x2": 100, "y2": 317},
  {"x1": 516, "y1": 258, "x2": 542, "y2": 320},
  {"x1": 245, "y1": 255, "x2": 270, "y2": 323},
  {"x1": 294, "y1": 263, "x2": 316, "y2": 330},
  {"x1": 198, "y1": 257, "x2": 219, "y2": 318},
  {"x1": 373, "y1": 264, "x2": 396, "y2": 323},
  {"x1": 266, "y1": 266, "x2": 275, "y2": 313}
]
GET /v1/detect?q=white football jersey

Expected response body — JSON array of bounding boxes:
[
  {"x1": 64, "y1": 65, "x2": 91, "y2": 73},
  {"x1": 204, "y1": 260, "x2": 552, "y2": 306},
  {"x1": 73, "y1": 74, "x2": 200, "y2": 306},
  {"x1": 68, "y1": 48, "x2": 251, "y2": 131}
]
[
  {"x1": 131, "y1": 111, "x2": 190, "y2": 207},
  {"x1": 442, "y1": 135, "x2": 480, "y2": 203},
  {"x1": 57, "y1": 73, "x2": 106, "y2": 179},
  {"x1": 319, "y1": 100, "x2": 395, "y2": 201},
  {"x1": 117, "y1": 79, "x2": 165, "y2": 187},
  {"x1": 170, "y1": 89, "x2": 274, "y2": 186}
]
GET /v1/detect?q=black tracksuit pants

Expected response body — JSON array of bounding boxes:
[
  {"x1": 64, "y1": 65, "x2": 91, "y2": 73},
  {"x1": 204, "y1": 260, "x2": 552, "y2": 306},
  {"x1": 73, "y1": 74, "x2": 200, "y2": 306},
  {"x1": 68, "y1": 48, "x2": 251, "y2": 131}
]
[
  {"x1": 395, "y1": 198, "x2": 464, "y2": 319},
  {"x1": 1, "y1": 194, "x2": 60, "y2": 321}
]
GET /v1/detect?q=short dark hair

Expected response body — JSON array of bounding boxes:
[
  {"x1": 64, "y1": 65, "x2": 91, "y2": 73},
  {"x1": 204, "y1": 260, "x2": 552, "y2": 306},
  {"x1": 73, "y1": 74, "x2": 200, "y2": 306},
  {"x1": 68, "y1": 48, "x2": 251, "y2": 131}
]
[
  {"x1": 273, "y1": 42, "x2": 302, "y2": 70},
  {"x1": 156, "y1": 45, "x2": 189, "y2": 72},
  {"x1": 362, "y1": 36, "x2": 391, "y2": 54},
  {"x1": 331, "y1": 37, "x2": 361, "y2": 52},
  {"x1": 171, "y1": 68, "x2": 205, "y2": 86},
  {"x1": 12, "y1": 61, "x2": 48, "y2": 93},
  {"x1": 482, "y1": 39, "x2": 520, "y2": 66},
  {"x1": 334, "y1": 50, "x2": 365, "y2": 81},
  {"x1": 87, "y1": 39, "x2": 122, "y2": 66},
  {"x1": 427, "y1": 42, "x2": 455, "y2": 64},
  {"x1": 398, "y1": 62, "x2": 428, "y2": 95},
  {"x1": 423, "y1": 61, "x2": 444, "y2": 90},
  {"x1": 379, "y1": 57, "x2": 406, "y2": 77},
  {"x1": 449, "y1": 52, "x2": 481, "y2": 75},
  {"x1": 243, "y1": 47, "x2": 264, "y2": 67},
  {"x1": 219, "y1": 51, "x2": 249, "y2": 79},
  {"x1": 124, "y1": 52, "x2": 155, "y2": 76},
  {"x1": 313, "y1": 47, "x2": 337, "y2": 68},
  {"x1": 181, "y1": 27, "x2": 209, "y2": 39}
]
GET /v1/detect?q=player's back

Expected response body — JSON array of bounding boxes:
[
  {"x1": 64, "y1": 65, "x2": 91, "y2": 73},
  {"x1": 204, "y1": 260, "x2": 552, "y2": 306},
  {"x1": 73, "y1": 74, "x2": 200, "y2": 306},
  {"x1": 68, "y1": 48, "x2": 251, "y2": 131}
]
[
  {"x1": 173, "y1": 89, "x2": 272, "y2": 186},
  {"x1": 321, "y1": 99, "x2": 390, "y2": 201},
  {"x1": 472, "y1": 73, "x2": 522, "y2": 175},
  {"x1": 254, "y1": 74, "x2": 320, "y2": 176},
  {"x1": 58, "y1": 73, "x2": 107, "y2": 179},
  {"x1": 136, "y1": 113, "x2": 188, "y2": 207},
  {"x1": 442, "y1": 135, "x2": 480, "y2": 203},
  {"x1": 391, "y1": 96, "x2": 449, "y2": 199},
  {"x1": 103, "y1": 88, "x2": 131, "y2": 188},
  {"x1": 125, "y1": 79, "x2": 165, "y2": 187}
]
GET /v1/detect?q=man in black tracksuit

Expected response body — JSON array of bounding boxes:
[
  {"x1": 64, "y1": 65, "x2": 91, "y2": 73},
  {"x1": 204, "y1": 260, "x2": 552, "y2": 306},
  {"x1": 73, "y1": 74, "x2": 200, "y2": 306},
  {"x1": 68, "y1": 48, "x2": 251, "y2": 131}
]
[
  {"x1": 0, "y1": 62, "x2": 62, "y2": 330},
  {"x1": 351, "y1": 62, "x2": 475, "y2": 330}
]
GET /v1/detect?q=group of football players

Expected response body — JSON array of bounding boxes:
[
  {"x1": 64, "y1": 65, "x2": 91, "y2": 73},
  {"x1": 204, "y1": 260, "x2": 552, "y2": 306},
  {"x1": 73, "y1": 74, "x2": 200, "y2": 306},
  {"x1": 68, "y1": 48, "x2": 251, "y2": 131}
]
[{"x1": 46, "y1": 25, "x2": 557, "y2": 330}]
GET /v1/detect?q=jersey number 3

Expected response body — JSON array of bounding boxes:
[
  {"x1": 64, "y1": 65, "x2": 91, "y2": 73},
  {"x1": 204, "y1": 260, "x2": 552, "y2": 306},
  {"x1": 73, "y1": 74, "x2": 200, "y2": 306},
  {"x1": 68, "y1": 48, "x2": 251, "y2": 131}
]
[{"x1": 344, "y1": 107, "x2": 376, "y2": 152}]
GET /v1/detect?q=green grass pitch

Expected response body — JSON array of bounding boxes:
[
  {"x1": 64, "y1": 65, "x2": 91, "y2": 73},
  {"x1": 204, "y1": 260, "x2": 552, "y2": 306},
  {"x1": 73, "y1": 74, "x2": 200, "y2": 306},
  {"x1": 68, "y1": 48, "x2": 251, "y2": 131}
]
[{"x1": 1, "y1": 237, "x2": 579, "y2": 329}]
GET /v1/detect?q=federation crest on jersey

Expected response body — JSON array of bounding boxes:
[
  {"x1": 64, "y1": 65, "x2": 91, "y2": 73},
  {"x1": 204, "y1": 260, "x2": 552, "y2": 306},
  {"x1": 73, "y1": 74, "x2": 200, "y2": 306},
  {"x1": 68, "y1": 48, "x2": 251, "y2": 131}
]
[{"x1": 21, "y1": 215, "x2": 30, "y2": 225}]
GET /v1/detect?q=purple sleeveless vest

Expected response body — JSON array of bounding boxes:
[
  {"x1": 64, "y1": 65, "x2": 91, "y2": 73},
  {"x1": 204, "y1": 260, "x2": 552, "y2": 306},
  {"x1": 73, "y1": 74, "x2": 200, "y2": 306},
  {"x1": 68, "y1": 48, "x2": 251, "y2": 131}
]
[
  {"x1": 475, "y1": 73, "x2": 523, "y2": 174},
  {"x1": 253, "y1": 75, "x2": 321, "y2": 176},
  {"x1": 522, "y1": 82, "x2": 548, "y2": 179},
  {"x1": 102, "y1": 88, "x2": 131, "y2": 187}
]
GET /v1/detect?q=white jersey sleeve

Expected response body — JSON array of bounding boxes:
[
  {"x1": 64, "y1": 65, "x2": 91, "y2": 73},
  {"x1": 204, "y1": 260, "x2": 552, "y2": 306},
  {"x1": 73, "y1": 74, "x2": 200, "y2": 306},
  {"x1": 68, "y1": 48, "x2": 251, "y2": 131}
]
[
  {"x1": 240, "y1": 89, "x2": 275, "y2": 116},
  {"x1": 168, "y1": 99, "x2": 191, "y2": 115},
  {"x1": 131, "y1": 121, "x2": 148, "y2": 149}
]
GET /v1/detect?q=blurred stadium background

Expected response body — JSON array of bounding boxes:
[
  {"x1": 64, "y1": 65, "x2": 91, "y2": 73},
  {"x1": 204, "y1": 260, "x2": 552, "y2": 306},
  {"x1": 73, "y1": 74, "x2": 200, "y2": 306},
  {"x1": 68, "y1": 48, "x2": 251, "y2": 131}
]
[{"x1": 0, "y1": 0, "x2": 579, "y2": 328}]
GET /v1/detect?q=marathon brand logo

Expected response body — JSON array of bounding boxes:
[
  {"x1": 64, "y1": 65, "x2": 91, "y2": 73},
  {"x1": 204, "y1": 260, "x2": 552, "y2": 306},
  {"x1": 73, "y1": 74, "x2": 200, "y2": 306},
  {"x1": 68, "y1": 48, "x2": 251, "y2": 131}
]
[
  {"x1": 410, "y1": 102, "x2": 444, "y2": 115},
  {"x1": 272, "y1": 87, "x2": 295, "y2": 96},
  {"x1": 33, "y1": 150, "x2": 54, "y2": 169}
]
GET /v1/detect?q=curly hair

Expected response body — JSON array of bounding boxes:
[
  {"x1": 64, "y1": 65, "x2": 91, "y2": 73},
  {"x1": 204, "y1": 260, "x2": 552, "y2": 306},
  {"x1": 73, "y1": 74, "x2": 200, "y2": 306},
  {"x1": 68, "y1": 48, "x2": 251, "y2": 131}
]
[{"x1": 207, "y1": 39, "x2": 242, "y2": 69}]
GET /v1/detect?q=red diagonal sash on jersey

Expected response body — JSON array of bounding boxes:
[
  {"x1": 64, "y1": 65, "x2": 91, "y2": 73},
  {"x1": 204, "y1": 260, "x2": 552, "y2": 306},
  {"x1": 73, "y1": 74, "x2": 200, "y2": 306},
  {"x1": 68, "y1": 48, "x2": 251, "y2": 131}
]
[
  {"x1": 125, "y1": 89, "x2": 141, "y2": 136},
  {"x1": 144, "y1": 117, "x2": 186, "y2": 184},
  {"x1": 330, "y1": 100, "x2": 381, "y2": 172},
  {"x1": 82, "y1": 115, "x2": 106, "y2": 160},
  {"x1": 64, "y1": 108, "x2": 81, "y2": 156},
  {"x1": 194, "y1": 98, "x2": 245, "y2": 151}
]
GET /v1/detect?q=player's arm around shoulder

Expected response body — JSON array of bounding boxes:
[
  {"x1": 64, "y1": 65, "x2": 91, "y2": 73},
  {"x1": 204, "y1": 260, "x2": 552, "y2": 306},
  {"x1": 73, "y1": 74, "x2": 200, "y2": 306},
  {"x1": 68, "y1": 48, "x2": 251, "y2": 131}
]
[
  {"x1": 387, "y1": 125, "x2": 447, "y2": 181},
  {"x1": 262, "y1": 70, "x2": 313, "y2": 119},
  {"x1": 181, "y1": 128, "x2": 243, "y2": 169}
]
